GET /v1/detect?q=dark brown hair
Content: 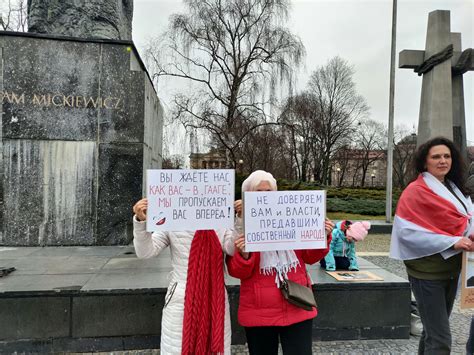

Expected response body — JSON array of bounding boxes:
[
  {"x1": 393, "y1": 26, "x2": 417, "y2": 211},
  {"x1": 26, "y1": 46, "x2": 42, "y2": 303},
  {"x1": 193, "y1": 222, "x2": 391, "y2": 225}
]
[{"x1": 413, "y1": 136, "x2": 467, "y2": 195}]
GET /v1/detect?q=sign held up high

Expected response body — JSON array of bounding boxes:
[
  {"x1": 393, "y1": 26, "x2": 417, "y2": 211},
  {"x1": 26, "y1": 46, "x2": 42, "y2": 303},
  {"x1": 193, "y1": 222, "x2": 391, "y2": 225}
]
[
  {"x1": 146, "y1": 169, "x2": 235, "y2": 232},
  {"x1": 243, "y1": 190, "x2": 326, "y2": 252}
]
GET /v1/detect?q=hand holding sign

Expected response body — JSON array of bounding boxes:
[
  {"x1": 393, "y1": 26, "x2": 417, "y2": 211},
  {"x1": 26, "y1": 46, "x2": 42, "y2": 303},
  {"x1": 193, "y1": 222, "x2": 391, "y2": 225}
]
[
  {"x1": 325, "y1": 218, "x2": 335, "y2": 236},
  {"x1": 234, "y1": 200, "x2": 243, "y2": 217},
  {"x1": 133, "y1": 198, "x2": 148, "y2": 222},
  {"x1": 234, "y1": 235, "x2": 249, "y2": 260},
  {"x1": 454, "y1": 238, "x2": 473, "y2": 251}
]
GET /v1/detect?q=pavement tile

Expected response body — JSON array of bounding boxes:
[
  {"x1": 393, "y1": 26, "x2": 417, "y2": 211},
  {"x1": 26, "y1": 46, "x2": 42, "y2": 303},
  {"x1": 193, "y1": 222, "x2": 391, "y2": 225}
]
[
  {"x1": 0, "y1": 274, "x2": 93, "y2": 292},
  {"x1": 82, "y1": 271, "x2": 167, "y2": 291}
]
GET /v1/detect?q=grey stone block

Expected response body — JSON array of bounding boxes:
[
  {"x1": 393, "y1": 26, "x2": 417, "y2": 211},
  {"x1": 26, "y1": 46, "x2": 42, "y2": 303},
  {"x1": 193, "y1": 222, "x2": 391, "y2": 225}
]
[
  {"x1": 28, "y1": 0, "x2": 133, "y2": 40},
  {"x1": 0, "y1": 297, "x2": 70, "y2": 340},
  {"x1": 1, "y1": 139, "x2": 97, "y2": 246},
  {"x1": 0, "y1": 274, "x2": 92, "y2": 292},
  {"x1": 314, "y1": 288, "x2": 411, "y2": 328},
  {"x1": 0, "y1": 32, "x2": 163, "y2": 246},
  {"x1": 52, "y1": 336, "x2": 125, "y2": 352},
  {"x1": 2, "y1": 36, "x2": 100, "y2": 141},
  {"x1": 0, "y1": 339, "x2": 53, "y2": 353},
  {"x1": 0, "y1": 247, "x2": 41, "y2": 258},
  {"x1": 82, "y1": 271, "x2": 167, "y2": 290},
  {"x1": 72, "y1": 295, "x2": 162, "y2": 337},
  {"x1": 98, "y1": 46, "x2": 145, "y2": 143},
  {"x1": 96, "y1": 143, "x2": 143, "y2": 245}
]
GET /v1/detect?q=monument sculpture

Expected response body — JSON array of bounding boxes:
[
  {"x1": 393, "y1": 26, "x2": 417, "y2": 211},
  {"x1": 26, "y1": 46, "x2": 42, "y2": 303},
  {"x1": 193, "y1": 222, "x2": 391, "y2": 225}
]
[
  {"x1": 399, "y1": 9, "x2": 473, "y2": 187},
  {"x1": 27, "y1": 0, "x2": 133, "y2": 40},
  {"x1": 399, "y1": 10, "x2": 472, "y2": 151},
  {"x1": 0, "y1": 0, "x2": 163, "y2": 246}
]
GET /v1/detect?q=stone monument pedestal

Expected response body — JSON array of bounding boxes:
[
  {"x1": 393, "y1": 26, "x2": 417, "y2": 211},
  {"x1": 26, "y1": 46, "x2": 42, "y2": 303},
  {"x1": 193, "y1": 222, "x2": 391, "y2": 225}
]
[
  {"x1": 0, "y1": 32, "x2": 163, "y2": 246},
  {"x1": 0, "y1": 249, "x2": 409, "y2": 352}
]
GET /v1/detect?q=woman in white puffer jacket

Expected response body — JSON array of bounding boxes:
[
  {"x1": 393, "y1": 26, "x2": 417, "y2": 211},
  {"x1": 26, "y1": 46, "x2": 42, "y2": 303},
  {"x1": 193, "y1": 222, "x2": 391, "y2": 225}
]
[{"x1": 133, "y1": 198, "x2": 235, "y2": 355}]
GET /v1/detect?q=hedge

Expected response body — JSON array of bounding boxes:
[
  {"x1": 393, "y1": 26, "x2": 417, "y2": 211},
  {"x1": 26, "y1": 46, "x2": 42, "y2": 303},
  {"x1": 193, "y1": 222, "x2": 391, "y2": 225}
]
[{"x1": 235, "y1": 175, "x2": 401, "y2": 216}]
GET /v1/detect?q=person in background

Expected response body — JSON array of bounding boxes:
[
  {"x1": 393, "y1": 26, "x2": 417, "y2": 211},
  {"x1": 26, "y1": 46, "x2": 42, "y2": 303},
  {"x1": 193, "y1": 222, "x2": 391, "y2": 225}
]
[
  {"x1": 227, "y1": 170, "x2": 334, "y2": 355},
  {"x1": 390, "y1": 137, "x2": 474, "y2": 354},
  {"x1": 465, "y1": 163, "x2": 474, "y2": 355},
  {"x1": 132, "y1": 198, "x2": 235, "y2": 355},
  {"x1": 320, "y1": 220, "x2": 370, "y2": 271}
]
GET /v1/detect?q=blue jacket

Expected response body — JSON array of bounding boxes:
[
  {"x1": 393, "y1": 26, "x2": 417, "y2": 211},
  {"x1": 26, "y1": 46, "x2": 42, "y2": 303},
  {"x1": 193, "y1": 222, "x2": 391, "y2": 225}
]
[{"x1": 323, "y1": 221, "x2": 359, "y2": 271}]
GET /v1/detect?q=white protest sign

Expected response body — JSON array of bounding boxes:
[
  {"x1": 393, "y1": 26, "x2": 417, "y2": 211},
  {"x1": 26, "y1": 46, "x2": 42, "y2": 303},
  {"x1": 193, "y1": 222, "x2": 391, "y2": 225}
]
[
  {"x1": 243, "y1": 190, "x2": 326, "y2": 252},
  {"x1": 146, "y1": 169, "x2": 234, "y2": 231}
]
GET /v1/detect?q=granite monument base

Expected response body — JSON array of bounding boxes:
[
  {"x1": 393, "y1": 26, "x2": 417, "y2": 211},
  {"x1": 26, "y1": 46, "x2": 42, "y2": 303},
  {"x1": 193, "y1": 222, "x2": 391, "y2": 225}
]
[
  {"x1": 0, "y1": 31, "x2": 163, "y2": 247},
  {"x1": 0, "y1": 247, "x2": 410, "y2": 352}
]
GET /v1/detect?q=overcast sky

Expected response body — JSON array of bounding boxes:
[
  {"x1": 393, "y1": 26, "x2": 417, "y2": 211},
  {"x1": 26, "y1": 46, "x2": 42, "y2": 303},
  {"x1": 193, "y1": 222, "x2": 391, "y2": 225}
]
[{"x1": 132, "y1": 0, "x2": 473, "y2": 155}]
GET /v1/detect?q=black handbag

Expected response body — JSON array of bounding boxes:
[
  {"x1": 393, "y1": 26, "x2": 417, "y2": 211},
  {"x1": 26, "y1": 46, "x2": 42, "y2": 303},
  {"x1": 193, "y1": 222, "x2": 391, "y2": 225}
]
[{"x1": 280, "y1": 278, "x2": 317, "y2": 311}]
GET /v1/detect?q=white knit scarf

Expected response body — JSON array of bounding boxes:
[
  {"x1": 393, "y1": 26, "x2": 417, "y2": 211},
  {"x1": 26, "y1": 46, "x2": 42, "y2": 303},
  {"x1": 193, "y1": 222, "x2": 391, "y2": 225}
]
[{"x1": 260, "y1": 250, "x2": 300, "y2": 287}]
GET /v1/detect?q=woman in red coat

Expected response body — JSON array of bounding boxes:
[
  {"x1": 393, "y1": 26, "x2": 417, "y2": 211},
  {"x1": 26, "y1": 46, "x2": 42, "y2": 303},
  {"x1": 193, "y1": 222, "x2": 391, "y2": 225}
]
[{"x1": 227, "y1": 170, "x2": 334, "y2": 355}]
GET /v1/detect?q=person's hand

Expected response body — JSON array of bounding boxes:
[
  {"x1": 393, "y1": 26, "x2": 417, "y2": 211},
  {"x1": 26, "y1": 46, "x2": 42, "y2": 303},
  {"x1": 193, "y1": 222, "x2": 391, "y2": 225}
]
[
  {"x1": 133, "y1": 198, "x2": 148, "y2": 222},
  {"x1": 234, "y1": 200, "x2": 243, "y2": 218},
  {"x1": 325, "y1": 218, "x2": 335, "y2": 236},
  {"x1": 234, "y1": 200, "x2": 243, "y2": 217},
  {"x1": 453, "y1": 237, "x2": 473, "y2": 251},
  {"x1": 234, "y1": 235, "x2": 249, "y2": 259}
]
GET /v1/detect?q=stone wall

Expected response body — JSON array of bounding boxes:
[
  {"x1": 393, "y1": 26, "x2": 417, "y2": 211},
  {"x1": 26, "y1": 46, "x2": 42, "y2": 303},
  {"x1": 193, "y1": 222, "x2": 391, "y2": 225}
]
[
  {"x1": 0, "y1": 32, "x2": 163, "y2": 246},
  {"x1": 27, "y1": 0, "x2": 133, "y2": 40}
]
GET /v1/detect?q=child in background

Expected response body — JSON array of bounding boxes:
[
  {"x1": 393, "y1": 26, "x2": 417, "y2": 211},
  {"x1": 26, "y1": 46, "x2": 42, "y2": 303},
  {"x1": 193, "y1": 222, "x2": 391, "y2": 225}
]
[{"x1": 321, "y1": 221, "x2": 370, "y2": 271}]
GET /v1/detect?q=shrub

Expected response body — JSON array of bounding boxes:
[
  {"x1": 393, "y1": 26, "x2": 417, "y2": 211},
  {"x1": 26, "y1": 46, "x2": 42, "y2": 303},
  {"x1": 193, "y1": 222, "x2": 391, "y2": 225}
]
[{"x1": 235, "y1": 177, "x2": 400, "y2": 216}]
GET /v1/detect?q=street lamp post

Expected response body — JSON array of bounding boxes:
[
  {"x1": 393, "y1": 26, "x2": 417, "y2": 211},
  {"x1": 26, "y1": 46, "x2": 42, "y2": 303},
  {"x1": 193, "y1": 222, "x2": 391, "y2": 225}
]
[
  {"x1": 238, "y1": 159, "x2": 244, "y2": 174},
  {"x1": 336, "y1": 167, "x2": 341, "y2": 187},
  {"x1": 371, "y1": 173, "x2": 375, "y2": 187}
]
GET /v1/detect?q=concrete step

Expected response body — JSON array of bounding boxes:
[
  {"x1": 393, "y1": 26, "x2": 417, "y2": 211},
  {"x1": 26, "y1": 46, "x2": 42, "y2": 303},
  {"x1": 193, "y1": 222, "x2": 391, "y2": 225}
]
[{"x1": 0, "y1": 246, "x2": 409, "y2": 353}]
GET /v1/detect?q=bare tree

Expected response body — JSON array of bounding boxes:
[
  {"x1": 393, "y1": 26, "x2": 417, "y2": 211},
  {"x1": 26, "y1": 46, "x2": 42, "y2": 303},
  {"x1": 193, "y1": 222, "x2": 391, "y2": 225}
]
[
  {"x1": 353, "y1": 119, "x2": 386, "y2": 187},
  {"x1": 279, "y1": 92, "x2": 321, "y2": 181},
  {"x1": 162, "y1": 155, "x2": 185, "y2": 169},
  {"x1": 0, "y1": 0, "x2": 27, "y2": 31},
  {"x1": 236, "y1": 124, "x2": 289, "y2": 176},
  {"x1": 393, "y1": 125, "x2": 417, "y2": 188},
  {"x1": 331, "y1": 141, "x2": 353, "y2": 186},
  {"x1": 307, "y1": 57, "x2": 369, "y2": 184},
  {"x1": 146, "y1": 0, "x2": 304, "y2": 167}
]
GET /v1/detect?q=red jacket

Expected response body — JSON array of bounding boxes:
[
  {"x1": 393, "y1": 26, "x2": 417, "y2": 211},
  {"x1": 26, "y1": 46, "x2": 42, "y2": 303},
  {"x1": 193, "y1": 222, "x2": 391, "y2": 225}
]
[{"x1": 226, "y1": 237, "x2": 331, "y2": 327}]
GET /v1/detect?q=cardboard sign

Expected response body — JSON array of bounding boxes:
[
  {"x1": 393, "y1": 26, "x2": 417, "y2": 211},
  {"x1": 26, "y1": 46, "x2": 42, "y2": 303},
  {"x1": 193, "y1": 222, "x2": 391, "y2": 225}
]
[
  {"x1": 243, "y1": 190, "x2": 326, "y2": 252},
  {"x1": 461, "y1": 251, "x2": 474, "y2": 309},
  {"x1": 146, "y1": 169, "x2": 234, "y2": 231},
  {"x1": 326, "y1": 271, "x2": 383, "y2": 282}
]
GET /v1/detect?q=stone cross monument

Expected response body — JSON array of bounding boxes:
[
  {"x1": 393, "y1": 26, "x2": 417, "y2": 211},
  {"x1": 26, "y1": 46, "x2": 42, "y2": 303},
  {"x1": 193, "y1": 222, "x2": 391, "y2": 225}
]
[{"x1": 398, "y1": 10, "x2": 472, "y2": 153}]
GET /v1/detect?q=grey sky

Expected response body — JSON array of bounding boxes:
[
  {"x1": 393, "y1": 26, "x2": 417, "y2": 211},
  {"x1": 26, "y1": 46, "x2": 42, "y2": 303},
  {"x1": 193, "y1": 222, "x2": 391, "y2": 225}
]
[{"x1": 132, "y1": 0, "x2": 473, "y2": 154}]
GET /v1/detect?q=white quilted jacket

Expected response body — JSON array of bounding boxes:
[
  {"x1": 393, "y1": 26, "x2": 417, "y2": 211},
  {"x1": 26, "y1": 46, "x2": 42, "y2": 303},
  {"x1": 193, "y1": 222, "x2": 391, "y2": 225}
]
[{"x1": 133, "y1": 218, "x2": 235, "y2": 355}]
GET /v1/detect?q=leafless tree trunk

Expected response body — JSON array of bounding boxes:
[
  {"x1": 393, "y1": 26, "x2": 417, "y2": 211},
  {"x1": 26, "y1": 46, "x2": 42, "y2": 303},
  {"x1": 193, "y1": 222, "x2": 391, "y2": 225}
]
[
  {"x1": 353, "y1": 119, "x2": 386, "y2": 187},
  {"x1": 1, "y1": 0, "x2": 27, "y2": 31},
  {"x1": 279, "y1": 93, "x2": 320, "y2": 182},
  {"x1": 146, "y1": 0, "x2": 304, "y2": 168},
  {"x1": 307, "y1": 57, "x2": 369, "y2": 185},
  {"x1": 332, "y1": 141, "x2": 353, "y2": 186},
  {"x1": 393, "y1": 125, "x2": 417, "y2": 188}
]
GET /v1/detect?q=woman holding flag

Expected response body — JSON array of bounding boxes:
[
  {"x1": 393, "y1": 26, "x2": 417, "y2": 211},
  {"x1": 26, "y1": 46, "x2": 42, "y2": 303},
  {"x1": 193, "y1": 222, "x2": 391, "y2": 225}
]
[{"x1": 390, "y1": 137, "x2": 474, "y2": 354}]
